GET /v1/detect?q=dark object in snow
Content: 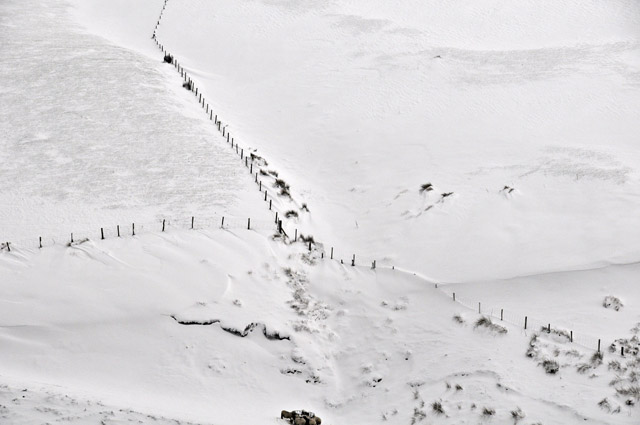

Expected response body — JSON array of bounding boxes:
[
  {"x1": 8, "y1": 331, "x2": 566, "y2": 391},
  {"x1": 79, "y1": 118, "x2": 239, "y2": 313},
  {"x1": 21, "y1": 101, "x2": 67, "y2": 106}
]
[
  {"x1": 281, "y1": 410, "x2": 322, "y2": 425},
  {"x1": 182, "y1": 81, "x2": 192, "y2": 91},
  {"x1": 420, "y1": 183, "x2": 433, "y2": 193},
  {"x1": 163, "y1": 54, "x2": 173, "y2": 63}
]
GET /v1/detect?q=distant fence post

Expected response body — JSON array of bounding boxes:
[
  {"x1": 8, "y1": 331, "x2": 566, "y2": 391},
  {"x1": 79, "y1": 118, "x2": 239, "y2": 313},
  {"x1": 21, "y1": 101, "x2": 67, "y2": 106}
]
[
  {"x1": 6, "y1": 242, "x2": 10, "y2": 252},
  {"x1": 309, "y1": 241, "x2": 312, "y2": 251},
  {"x1": 351, "y1": 254, "x2": 355, "y2": 266},
  {"x1": 294, "y1": 229, "x2": 297, "y2": 242},
  {"x1": 162, "y1": 219, "x2": 165, "y2": 232},
  {"x1": 39, "y1": 237, "x2": 42, "y2": 249},
  {"x1": 478, "y1": 302, "x2": 481, "y2": 314},
  {"x1": 278, "y1": 220, "x2": 283, "y2": 234},
  {"x1": 269, "y1": 200, "x2": 272, "y2": 210},
  {"x1": 117, "y1": 225, "x2": 120, "y2": 237},
  {"x1": 500, "y1": 309, "x2": 503, "y2": 321},
  {"x1": 570, "y1": 330, "x2": 573, "y2": 342},
  {"x1": 330, "y1": 247, "x2": 333, "y2": 259},
  {"x1": 453, "y1": 292, "x2": 456, "y2": 302},
  {"x1": 101, "y1": 228, "x2": 104, "y2": 240},
  {"x1": 524, "y1": 316, "x2": 528, "y2": 330},
  {"x1": 598, "y1": 339, "x2": 601, "y2": 353},
  {"x1": 71, "y1": 233, "x2": 74, "y2": 243},
  {"x1": 275, "y1": 211, "x2": 278, "y2": 223},
  {"x1": 191, "y1": 216, "x2": 194, "y2": 229},
  {"x1": 247, "y1": 218, "x2": 251, "y2": 230},
  {"x1": 132, "y1": 223, "x2": 135, "y2": 236},
  {"x1": 221, "y1": 216, "x2": 225, "y2": 227}
]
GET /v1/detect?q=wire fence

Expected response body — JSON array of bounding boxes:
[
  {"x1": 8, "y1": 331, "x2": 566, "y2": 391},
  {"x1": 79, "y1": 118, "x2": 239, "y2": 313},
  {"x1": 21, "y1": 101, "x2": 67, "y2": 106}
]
[
  {"x1": 0, "y1": 215, "x2": 277, "y2": 252},
  {"x1": 438, "y1": 286, "x2": 608, "y2": 354}
]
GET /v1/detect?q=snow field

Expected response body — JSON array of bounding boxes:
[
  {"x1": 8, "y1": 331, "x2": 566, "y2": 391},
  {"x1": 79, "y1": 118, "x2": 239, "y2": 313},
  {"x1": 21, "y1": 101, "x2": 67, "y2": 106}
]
[
  {"x1": 153, "y1": 0, "x2": 640, "y2": 282},
  {"x1": 0, "y1": 0, "x2": 272, "y2": 244},
  {"x1": 0, "y1": 0, "x2": 639, "y2": 423}
]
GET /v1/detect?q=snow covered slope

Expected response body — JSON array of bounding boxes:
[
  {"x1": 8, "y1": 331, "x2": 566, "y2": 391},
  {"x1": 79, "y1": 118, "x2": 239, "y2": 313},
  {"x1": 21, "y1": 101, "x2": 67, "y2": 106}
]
[
  {"x1": 150, "y1": 0, "x2": 640, "y2": 281},
  {"x1": 0, "y1": 0, "x2": 272, "y2": 243},
  {"x1": 1, "y1": 0, "x2": 640, "y2": 424}
]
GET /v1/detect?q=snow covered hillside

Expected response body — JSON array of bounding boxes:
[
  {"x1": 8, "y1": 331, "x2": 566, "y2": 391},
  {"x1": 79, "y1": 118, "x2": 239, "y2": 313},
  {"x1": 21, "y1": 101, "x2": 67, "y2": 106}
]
[
  {"x1": 0, "y1": 0, "x2": 272, "y2": 243},
  {"x1": 151, "y1": 0, "x2": 640, "y2": 282},
  {"x1": 1, "y1": 0, "x2": 640, "y2": 424}
]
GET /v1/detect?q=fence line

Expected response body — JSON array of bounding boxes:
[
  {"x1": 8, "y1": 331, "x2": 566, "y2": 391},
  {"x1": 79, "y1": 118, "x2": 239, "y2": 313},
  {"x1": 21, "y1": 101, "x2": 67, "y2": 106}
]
[
  {"x1": 437, "y1": 286, "x2": 610, "y2": 354},
  {"x1": 1, "y1": 215, "x2": 276, "y2": 251}
]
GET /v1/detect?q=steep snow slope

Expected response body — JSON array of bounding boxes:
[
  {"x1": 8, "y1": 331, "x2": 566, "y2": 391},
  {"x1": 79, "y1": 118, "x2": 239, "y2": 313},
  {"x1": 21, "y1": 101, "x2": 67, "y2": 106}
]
[
  {"x1": 152, "y1": 0, "x2": 640, "y2": 281},
  {"x1": 0, "y1": 0, "x2": 271, "y2": 243}
]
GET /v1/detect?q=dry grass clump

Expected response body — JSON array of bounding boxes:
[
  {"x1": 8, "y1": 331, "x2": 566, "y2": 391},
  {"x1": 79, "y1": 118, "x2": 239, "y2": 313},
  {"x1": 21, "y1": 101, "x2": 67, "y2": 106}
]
[
  {"x1": 452, "y1": 314, "x2": 465, "y2": 324},
  {"x1": 474, "y1": 316, "x2": 507, "y2": 334},
  {"x1": 431, "y1": 401, "x2": 445, "y2": 415},
  {"x1": 482, "y1": 407, "x2": 495, "y2": 416},
  {"x1": 603, "y1": 295, "x2": 623, "y2": 311},
  {"x1": 419, "y1": 183, "x2": 433, "y2": 193},
  {"x1": 541, "y1": 359, "x2": 560, "y2": 374}
]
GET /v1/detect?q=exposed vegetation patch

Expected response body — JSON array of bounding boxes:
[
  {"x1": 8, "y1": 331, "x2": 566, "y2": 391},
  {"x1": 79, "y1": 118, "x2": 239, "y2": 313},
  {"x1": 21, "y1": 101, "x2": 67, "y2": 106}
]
[
  {"x1": 474, "y1": 316, "x2": 507, "y2": 334},
  {"x1": 419, "y1": 183, "x2": 433, "y2": 193},
  {"x1": 285, "y1": 210, "x2": 299, "y2": 219},
  {"x1": 603, "y1": 295, "x2": 623, "y2": 311}
]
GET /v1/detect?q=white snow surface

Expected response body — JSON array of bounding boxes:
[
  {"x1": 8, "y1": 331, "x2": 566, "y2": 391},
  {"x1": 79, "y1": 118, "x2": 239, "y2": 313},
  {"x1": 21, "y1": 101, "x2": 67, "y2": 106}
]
[{"x1": 1, "y1": 0, "x2": 640, "y2": 424}]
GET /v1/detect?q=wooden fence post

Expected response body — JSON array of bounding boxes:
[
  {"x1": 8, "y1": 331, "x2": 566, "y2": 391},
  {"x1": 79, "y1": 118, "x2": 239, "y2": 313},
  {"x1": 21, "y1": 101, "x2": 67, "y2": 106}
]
[
  {"x1": 264, "y1": 190, "x2": 267, "y2": 201},
  {"x1": 598, "y1": 339, "x2": 601, "y2": 353},
  {"x1": 71, "y1": 233, "x2": 74, "y2": 243},
  {"x1": 269, "y1": 199, "x2": 272, "y2": 210},
  {"x1": 351, "y1": 254, "x2": 355, "y2": 266},
  {"x1": 295, "y1": 229, "x2": 298, "y2": 242},
  {"x1": 247, "y1": 218, "x2": 251, "y2": 230},
  {"x1": 39, "y1": 236, "x2": 42, "y2": 249},
  {"x1": 162, "y1": 219, "x2": 165, "y2": 232},
  {"x1": 570, "y1": 330, "x2": 573, "y2": 342},
  {"x1": 132, "y1": 223, "x2": 135, "y2": 236},
  {"x1": 309, "y1": 241, "x2": 312, "y2": 251},
  {"x1": 191, "y1": 216, "x2": 194, "y2": 229},
  {"x1": 478, "y1": 302, "x2": 481, "y2": 314},
  {"x1": 101, "y1": 228, "x2": 104, "y2": 240},
  {"x1": 330, "y1": 247, "x2": 333, "y2": 259},
  {"x1": 6, "y1": 242, "x2": 10, "y2": 252},
  {"x1": 221, "y1": 216, "x2": 225, "y2": 227},
  {"x1": 275, "y1": 211, "x2": 278, "y2": 223},
  {"x1": 453, "y1": 292, "x2": 456, "y2": 302},
  {"x1": 278, "y1": 220, "x2": 282, "y2": 234},
  {"x1": 500, "y1": 309, "x2": 504, "y2": 321},
  {"x1": 524, "y1": 316, "x2": 528, "y2": 330}
]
